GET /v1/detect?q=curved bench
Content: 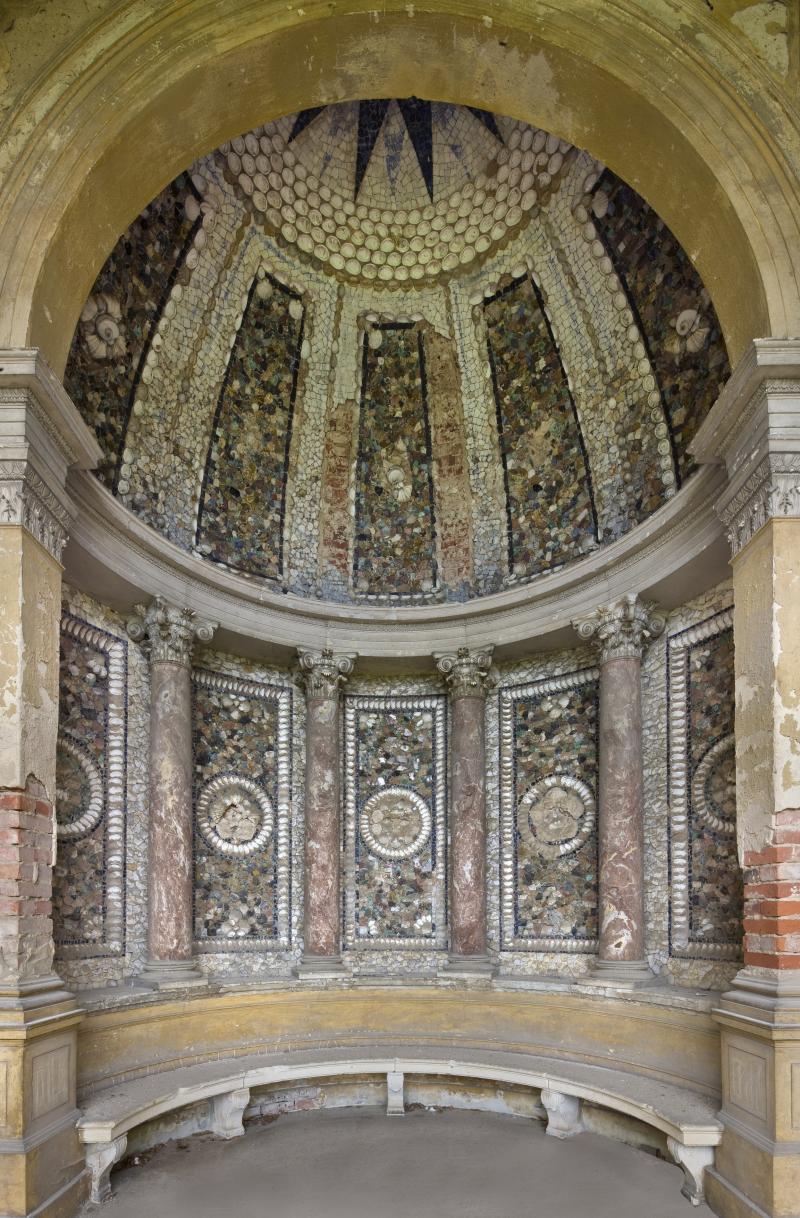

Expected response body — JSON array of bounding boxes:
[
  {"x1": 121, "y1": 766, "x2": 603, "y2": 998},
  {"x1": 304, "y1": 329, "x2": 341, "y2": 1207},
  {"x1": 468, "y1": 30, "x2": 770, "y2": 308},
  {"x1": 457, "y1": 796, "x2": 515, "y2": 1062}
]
[{"x1": 77, "y1": 1045, "x2": 722, "y2": 1207}]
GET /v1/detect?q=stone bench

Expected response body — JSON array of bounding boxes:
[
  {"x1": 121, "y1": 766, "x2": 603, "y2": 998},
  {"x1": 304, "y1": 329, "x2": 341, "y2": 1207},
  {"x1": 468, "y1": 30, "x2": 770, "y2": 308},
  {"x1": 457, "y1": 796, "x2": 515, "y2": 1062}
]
[{"x1": 77, "y1": 1045, "x2": 722, "y2": 1206}]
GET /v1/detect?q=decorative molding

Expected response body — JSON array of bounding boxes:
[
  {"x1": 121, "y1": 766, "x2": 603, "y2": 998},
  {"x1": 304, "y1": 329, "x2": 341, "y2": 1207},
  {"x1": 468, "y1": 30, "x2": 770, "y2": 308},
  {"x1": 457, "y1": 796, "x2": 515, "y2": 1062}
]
[
  {"x1": 517, "y1": 774, "x2": 596, "y2": 862},
  {"x1": 720, "y1": 454, "x2": 800, "y2": 556},
  {"x1": 195, "y1": 774, "x2": 274, "y2": 856},
  {"x1": 192, "y1": 669, "x2": 292, "y2": 950},
  {"x1": 692, "y1": 735, "x2": 736, "y2": 835},
  {"x1": 435, "y1": 646, "x2": 494, "y2": 699},
  {"x1": 0, "y1": 348, "x2": 102, "y2": 470},
  {"x1": 297, "y1": 647, "x2": 355, "y2": 698},
  {"x1": 667, "y1": 607, "x2": 740, "y2": 961},
  {"x1": 360, "y1": 788, "x2": 432, "y2": 862},
  {"x1": 573, "y1": 593, "x2": 665, "y2": 661},
  {"x1": 57, "y1": 613, "x2": 127, "y2": 958},
  {"x1": 0, "y1": 459, "x2": 70, "y2": 560},
  {"x1": 344, "y1": 694, "x2": 447, "y2": 950},
  {"x1": 127, "y1": 596, "x2": 217, "y2": 666},
  {"x1": 499, "y1": 667, "x2": 599, "y2": 952}
]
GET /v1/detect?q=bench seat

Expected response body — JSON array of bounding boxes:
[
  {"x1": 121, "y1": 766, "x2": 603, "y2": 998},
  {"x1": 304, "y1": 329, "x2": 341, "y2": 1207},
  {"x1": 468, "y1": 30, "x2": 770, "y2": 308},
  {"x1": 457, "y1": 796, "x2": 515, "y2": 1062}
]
[{"x1": 78, "y1": 1045, "x2": 722, "y2": 1206}]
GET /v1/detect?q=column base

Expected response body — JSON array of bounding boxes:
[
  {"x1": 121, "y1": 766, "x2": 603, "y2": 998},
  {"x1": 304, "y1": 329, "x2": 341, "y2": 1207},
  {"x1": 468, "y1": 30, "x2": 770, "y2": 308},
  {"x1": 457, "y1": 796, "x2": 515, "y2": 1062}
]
[
  {"x1": 579, "y1": 958, "x2": 654, "y2": 989},
  {"x1": 137, "y1": 958, "x2": 207, "y2": 990},
  {"x1": 294, "y1": 954, "x2": 348, "y2": 980},
  {"x1": 438, "y1": 954, "x2": 495, "y2": 980}
]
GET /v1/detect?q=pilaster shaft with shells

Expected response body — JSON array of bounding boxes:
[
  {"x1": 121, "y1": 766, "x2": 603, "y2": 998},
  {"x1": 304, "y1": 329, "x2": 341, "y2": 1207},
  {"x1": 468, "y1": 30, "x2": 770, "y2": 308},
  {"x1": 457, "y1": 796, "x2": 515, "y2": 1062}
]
[
  {"x1": 574, "y1": 596, "x2": 664, "y2": 977},
  {"x1": 297, "y1": 648, "x2": 355, "y2": 965},
  {"x1": 127, "y1": 597, "x2": 216, "y2": 983},
  {"x1": 436, "y1": 647, "x2": 494, "y2": 964}
]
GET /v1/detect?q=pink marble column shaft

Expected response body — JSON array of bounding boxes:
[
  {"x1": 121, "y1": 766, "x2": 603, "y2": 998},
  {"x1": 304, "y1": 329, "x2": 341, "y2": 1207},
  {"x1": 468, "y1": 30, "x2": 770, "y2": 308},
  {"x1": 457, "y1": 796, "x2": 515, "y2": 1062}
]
[
  {"x1": 436, "y1": 647, "x2": 493, "y2": 971},
  {"x1": 575, "y1": 595, "x2": 664, "y2": 981},
  {"x1": 298, "y1": 648, "x2": 354, "y2": 970},
  {"x1": 128, "y1": 598, "x2": 216, "y2": 985}
]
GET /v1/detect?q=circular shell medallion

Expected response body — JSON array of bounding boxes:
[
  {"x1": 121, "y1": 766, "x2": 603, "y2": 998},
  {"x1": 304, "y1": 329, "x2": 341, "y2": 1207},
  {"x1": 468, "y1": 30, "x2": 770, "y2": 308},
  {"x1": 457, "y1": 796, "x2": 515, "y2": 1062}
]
[
  {"x1": 518, "y1": 774, "x2": 596, "y2": 860},
  {"x1": 196, "y1": 774, "x2": 274, "y2": 856},
  {"x1": 55, "y1": 734, "x2": 104, "y2": 840},
  {"x1": 360, "y1": 787, "x2": 432, "y2": 861},
  {"x1": 691, "y1": 735, "x2": 736, "y2": 834}
]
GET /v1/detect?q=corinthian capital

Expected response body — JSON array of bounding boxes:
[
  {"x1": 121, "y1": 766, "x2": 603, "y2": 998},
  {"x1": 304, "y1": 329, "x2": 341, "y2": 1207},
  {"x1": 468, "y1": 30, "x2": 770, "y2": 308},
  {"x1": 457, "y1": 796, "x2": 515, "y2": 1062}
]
[
  {"x1": 126, "y1": 596, "x2": 217, "y2": 666},
  {"x1": 297, "y1": 647, "x2": 355, "y2": 698},
  {"x1": 573, "y1": 594, "x2": 664, "y2": 662},
  {"x1": 435, "y1": 646, "x2": 494, "y2": 698}
]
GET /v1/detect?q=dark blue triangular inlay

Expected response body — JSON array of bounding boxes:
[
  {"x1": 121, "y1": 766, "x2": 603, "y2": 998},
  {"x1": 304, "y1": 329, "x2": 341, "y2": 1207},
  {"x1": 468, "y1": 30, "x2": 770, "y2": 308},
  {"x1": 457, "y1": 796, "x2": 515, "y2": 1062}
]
[
  {"x1": 355, "y1": 99, "x2": 391, "y2": 198},
  {"x1": 397, "y1": 98, "x2": 434, "y2": 201},
  {"x1": 288, "y1": 108, "x2": 326, "y2": 143},
  {"x1": 468, "y1": 107, "x2": 503, "y2": 143}
]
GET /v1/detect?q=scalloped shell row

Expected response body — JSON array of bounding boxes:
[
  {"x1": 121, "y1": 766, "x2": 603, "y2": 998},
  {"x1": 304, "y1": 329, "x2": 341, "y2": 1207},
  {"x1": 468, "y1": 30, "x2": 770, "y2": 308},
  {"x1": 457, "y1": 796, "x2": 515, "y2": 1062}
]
[{"x1": 220, "y1": 124, "x2": 572, "y2": 286}]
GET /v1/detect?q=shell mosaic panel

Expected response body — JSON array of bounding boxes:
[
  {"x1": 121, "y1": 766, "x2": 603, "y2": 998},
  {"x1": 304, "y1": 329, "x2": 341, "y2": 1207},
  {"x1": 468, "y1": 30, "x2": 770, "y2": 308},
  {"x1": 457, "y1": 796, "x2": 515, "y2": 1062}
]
[
  {"x1": 352, "y1": 324, "x2": 438, "y2": 598},
  {"x1": 591, "y1": 174, "x2": 730, "y2": 480},
  {"x1": 65, "y1": 102, "x2": 729, "y2": 608},
  {"x1": 195, "y1": 273, "x2": 304, "y2": 580},
  {"x1": 64, "y1": 174, "x2": 199, "y2": 486},
  {"x1": 192, "y1": 670, "x2": 291, "y2": 949},
  {"x1": 668, "y1": 611, "x2": 742, "y2": 959},
  {"x1": 499, "y1": 669, "x2": 600, "y2": 951},
  {"x1": 484, "y1": 276, "x2": 597, "y2": 579},
  {"x1": 54, "y1": 615, "x2": 127, "y2": 958},
  {"x1": 343, "y1": 695, "x2": 447, "y2": 948}
]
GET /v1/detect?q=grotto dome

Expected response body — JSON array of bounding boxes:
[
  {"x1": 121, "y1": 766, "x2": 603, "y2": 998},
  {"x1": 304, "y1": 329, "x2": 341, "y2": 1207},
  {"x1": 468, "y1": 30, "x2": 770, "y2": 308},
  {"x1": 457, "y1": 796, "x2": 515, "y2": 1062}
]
[{"x1": 64, "y1": 98, "x2": 730, "y2": 658}]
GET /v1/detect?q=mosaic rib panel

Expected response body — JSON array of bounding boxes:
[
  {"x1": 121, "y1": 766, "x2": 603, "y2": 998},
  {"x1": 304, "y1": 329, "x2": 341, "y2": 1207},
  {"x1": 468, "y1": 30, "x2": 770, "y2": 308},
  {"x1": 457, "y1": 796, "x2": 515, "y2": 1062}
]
[
  {"x1": 63, "y1": 175, "x2": 199, "y2": 486},
  {"x1": 352, "y1": 324, "x2": 438, "y2": 598},
  {"x1": 485, "y1": 276, "x2": 597, "y2": 579},
  {"x1": 195, "y1": 274, "x2": 304, "y2": 580},
  {"x1": 591, "y1": 174, "x2": 729, "y2": 479}
]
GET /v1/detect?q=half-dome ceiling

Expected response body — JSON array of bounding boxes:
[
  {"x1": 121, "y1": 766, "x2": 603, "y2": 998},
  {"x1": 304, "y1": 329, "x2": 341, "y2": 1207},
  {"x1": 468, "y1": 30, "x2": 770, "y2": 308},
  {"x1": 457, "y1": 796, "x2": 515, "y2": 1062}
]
[{"x1": 65, "y1": 100, "x2": 729, "y2": 605}]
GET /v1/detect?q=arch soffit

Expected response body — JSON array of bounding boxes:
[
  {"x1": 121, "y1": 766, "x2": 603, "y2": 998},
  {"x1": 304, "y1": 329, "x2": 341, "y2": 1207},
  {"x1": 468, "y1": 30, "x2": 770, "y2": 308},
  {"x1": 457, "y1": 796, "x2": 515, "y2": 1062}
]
[{"x1": 0, "y1": 1, "x2": 796, "y2": 377}]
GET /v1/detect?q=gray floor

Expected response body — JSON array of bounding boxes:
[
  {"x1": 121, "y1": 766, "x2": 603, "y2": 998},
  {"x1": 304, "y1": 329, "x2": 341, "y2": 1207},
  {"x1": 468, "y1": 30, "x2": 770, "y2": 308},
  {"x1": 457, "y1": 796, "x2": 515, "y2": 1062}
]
[{"x1": 88, "y1": 1108, "x2": 714, "y2": 1217}]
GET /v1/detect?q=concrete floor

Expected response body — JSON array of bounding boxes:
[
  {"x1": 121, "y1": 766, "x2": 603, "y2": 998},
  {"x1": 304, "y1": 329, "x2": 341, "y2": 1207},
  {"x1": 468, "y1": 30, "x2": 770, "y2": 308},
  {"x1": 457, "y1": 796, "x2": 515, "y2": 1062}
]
[{"x1": 87, "y1": 1108, "x2": 714, "y2": 1217}]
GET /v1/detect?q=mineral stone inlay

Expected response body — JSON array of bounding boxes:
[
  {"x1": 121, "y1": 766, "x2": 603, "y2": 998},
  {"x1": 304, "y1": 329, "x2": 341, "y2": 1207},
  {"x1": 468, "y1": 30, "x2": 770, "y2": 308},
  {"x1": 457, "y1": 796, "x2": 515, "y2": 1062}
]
[
  {"x1": 195, "y1": 271, "x2": 305, "y2": 580},
  {"x1": 344, "y1": 696, "x2": 447, "y2": 948},
  {"x1": 668, "y1": 613, "x2": 742, "y2": 958},
  {"x1": 353, "y1": 324, "x2": 438, "y2": 598},
  {"x1": 499, "y1": 669, "x2": 600, "y2": 951},
  {"x1": 590, "y1": 173, "x2": 730, "y2": 480},
  {"x1": 193, "y1": 670, "x2": 291, "y2": 948},
  {"x1": 54, "y1": 615, "x2": 127, "y2": 958},
  {"x1": 484, "y1": 275, "x2": 597, "y2": 579}
]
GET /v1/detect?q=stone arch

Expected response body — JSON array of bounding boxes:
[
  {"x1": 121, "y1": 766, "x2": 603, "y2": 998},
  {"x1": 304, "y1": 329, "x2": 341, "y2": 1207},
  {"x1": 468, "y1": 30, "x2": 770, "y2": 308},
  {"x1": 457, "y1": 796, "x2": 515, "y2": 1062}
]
[{"x1": 1, "y1": 2, "x2": 799, "y2": 376}]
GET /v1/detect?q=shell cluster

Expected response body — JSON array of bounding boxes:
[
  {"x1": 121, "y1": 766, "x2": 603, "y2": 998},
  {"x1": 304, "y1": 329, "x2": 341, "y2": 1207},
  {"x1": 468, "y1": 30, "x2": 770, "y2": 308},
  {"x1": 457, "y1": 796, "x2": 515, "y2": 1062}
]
[{"x1": 221, "y1": 123, "x2": 573, "y2": 286}]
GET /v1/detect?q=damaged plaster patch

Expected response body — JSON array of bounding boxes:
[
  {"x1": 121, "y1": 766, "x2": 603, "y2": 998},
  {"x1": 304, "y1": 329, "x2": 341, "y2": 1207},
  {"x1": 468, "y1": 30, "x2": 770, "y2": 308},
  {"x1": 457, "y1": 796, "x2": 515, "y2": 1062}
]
[{"x1": 731, "y1": 2, "x2": 789, "y2": 76}]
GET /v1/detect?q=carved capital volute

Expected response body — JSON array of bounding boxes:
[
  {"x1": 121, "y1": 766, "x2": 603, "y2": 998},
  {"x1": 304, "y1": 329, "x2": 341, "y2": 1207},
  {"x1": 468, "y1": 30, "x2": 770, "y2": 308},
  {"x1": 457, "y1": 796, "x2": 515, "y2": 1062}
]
[
  {"x1": 573, "y1": 594, "x2": 664, "y2": 663},
  {"x1": 297, "y1": 647, "x2": 355, "y2": 699},
  {"x1": 435, "y1": 646, "x2": 494, "y2": 699},
  {"x1": 126, "y1": 596, "x2": 217, "y2": 666}
]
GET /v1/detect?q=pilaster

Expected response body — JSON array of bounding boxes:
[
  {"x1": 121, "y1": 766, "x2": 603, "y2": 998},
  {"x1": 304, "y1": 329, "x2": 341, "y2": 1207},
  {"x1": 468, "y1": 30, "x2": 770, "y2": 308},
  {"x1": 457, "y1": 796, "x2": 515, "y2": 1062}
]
[
  {"x1": 691, "y1": 339, "x2": 800, "y2": 1218},
  {"x1": 0, "y1": 350, "x2": 100, "y2": 1218}
]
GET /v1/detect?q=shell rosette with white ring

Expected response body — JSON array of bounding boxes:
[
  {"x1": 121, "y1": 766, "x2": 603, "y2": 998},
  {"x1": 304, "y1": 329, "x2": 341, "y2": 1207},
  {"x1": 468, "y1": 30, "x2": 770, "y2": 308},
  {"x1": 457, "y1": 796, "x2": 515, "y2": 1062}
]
[
  {"x1": 691, "y1": 734, "x2": 736, "y2": 834},
  {"x1": 360, "y1": 787, "x2": 432, "y2": 861},
  {"x1": 196, "y1": 774, "x2": 274, "y2": 856},
  {"x1": 56, "y1": 734, "x2": 105, "y2": 840},
  {"x1": 517, "y1": 774, "x2": 596, "y2": 860}
]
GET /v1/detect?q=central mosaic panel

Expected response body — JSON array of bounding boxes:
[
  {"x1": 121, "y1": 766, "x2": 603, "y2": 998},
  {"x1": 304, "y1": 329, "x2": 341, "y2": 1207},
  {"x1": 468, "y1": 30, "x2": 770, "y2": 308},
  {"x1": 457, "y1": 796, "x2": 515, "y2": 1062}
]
[
  {"x1": 500, "y1": 668, "x2": 600, "y2": 951},
  {"x1": 344, "y1": 695, "x2": 447, "y2": 949},
  {"x1": 192, "y1": 669, "x2": 291, "y2": 949}
]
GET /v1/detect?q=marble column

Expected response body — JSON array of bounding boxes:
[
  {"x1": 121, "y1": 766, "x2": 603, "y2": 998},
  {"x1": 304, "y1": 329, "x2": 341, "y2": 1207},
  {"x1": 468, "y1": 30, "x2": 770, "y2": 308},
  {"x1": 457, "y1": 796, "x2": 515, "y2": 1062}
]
[
  {"x1": 127, "y1": 597, "x2": 216, "y2": 988},
  {"x1": 296, "y1": 647, "x2": 354, "y2": 978},
  {"x1": 691, "y1": 340, "x2": 800, "y2": 1218},
  {"x1": 0, "y1": 350, "x2": 101, "y2": 1218},
  {"x1": 575, "y1": 595, "x2": 664, "y2": 983},
  {"x1": 436, "y1": 647, "x2": 493, "y2": 975}
]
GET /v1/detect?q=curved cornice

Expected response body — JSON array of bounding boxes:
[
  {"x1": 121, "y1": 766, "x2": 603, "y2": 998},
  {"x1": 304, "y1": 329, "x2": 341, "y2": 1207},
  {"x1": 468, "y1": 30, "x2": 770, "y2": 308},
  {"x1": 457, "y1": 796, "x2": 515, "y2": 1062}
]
[{"x1": 65, "y1": 464, "x2": 729, "y2": 660}]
